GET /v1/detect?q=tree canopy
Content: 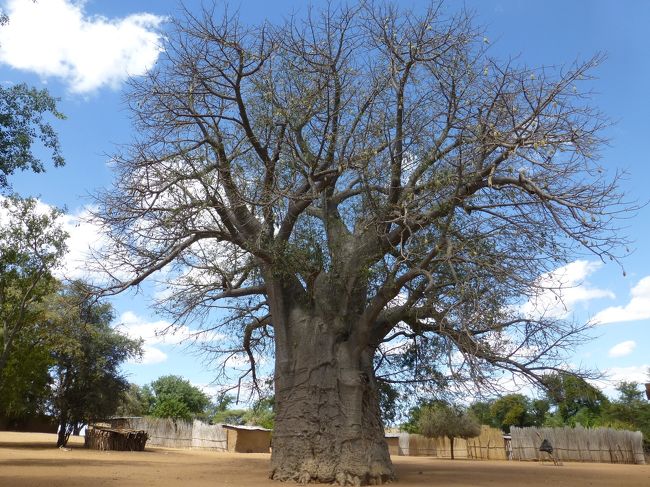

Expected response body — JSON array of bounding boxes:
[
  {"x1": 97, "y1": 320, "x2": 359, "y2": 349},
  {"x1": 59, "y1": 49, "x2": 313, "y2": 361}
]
[
  {"x1": 543, "y1": 372, "x2": 608, "y2": 426},
  {"x1": 48, "y1": 281, "x2": 142, "y2": 447},
  {"x1": 0, "y1": 195, "x2": 67, "y2": 373},
  {"x1": 417, "y1": 402, "x2": 480, "y2": 459},
  {"x1": 90, "y1": 2, "x2": 632, "y2": 484},
  {"x1": 0, "y1": 83, "x2": 65, "y2": 189},
  {"x1": 146, "y1": 375, "x2": 211, "y2": 421},
  {"x1": 487, "y1": 394, "x2": 549, "y2": 432}
]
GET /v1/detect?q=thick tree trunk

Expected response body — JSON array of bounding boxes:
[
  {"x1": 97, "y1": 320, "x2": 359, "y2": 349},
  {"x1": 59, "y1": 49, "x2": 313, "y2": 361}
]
[
  {"x1": 269, "y1": 306, "x2": 394, "y2": 485},
  {"x1": 449, "y1": 436, "x2": 454, "y2": 460}
]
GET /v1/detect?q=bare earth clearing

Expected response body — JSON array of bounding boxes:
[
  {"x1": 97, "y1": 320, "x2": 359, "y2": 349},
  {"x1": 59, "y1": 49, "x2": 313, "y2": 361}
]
[{"x1": 1, "y1": 432, "x2": 648, "y2": 487}]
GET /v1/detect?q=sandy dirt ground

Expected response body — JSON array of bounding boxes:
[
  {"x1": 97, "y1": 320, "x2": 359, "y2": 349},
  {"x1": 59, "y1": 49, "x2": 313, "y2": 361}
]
[{"x1": 1, "y1": 432, "x2": 649, "y2": 487}]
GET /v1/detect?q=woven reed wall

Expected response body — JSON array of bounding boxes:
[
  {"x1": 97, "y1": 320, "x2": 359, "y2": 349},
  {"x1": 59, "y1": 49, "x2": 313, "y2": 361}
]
[
  {"x1": 405, "y1": 426, "x2": 506, "y2": 459},
  {"x1": 510, "y1": 426, "x2": 645, "y2": 464},
  {"x1": 466, "y1": 426, "x2": 508, "y2": 460},
  {"x1": 113, "y1": 417, "x2": 227, "y2": 451}
]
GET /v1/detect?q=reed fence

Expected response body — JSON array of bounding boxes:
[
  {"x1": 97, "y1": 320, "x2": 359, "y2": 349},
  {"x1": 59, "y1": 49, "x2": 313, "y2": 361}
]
[
  {"x1": 403, "y1": 426, "x2": 506, "y2": 459},
  {"x1": 510, "y1": 426, "x2": 645, "y2": 464},
  {"x1": 111, "y1": 417, "x2": 227, "y2": 451},
  {"x1": 466, "y1": 426, "x2": 508, "y2": 460}
]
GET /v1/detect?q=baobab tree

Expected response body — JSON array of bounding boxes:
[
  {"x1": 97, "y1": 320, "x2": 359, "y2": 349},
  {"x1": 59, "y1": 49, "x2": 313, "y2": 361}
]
[{"x1": 92, "y1": 2, "x2": 630, "y2": 484}]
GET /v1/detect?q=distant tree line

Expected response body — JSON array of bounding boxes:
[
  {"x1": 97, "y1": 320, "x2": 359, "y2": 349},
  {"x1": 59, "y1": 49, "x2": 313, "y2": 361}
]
[
  {"x1": 400, "y1": 372, "x2": 650, "y2": 452},
  {"x1": 115, "y1": 377, "x2": 275, "y2": 430}
]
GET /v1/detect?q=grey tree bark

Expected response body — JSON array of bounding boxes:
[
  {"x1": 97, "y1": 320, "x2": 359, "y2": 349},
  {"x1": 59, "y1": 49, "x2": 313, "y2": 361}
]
[{"x1": 269, "y1": 303, "x2": 393, "y2": 484}]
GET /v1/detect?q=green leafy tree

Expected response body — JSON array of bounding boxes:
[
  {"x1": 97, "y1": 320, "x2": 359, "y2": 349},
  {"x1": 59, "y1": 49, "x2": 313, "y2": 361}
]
[
  {"x1": 377, "y1": 381, "x2": 401, "y2": 426},
  {"x1": 0, "y1": 195, "x2": 67, "y2": 373},
  {"x1": 0, "y1": 325, "x2": 52, "y2": 422},
  {"x1": 243, "y1": 396, "x2": 275, "y2": 429},
  {"x1": 209, "y1": 392, "x2": 241, "y2": 424},
  {"x1": 543, "y1": 372, "x2": 608, "y2": 425},
  {"x1": 613, "y1": 381, "x2": 645, "y2": 403},
  {"x1": 601, "y1": 382, "x2": 650, "y2": 448},
  {"x1": 92, "y1": 3, "x2": 631, "y2": 482},
  {"x1": 0, "y1": 84, "x2": 65, "y2": 189},
  {"x1": 400, "y1": 399, "x2": 446, "y2": 434},
  {"x1": 530, "y1": 399, "x2": 551, "y2": 426},
  {"x1": 212, "y1": 407, "x2": 248, "y2": 426},
  {"x1": 48, "y1": 281, "x2": 142, "y2": 447},
  {"x1": 114, "y1": 383, "x2": 152, "y2": 417},
  {"x1": 469, "y1": 397, "x2": 549, "y2": 431},
  {"x1": 468, "y1": 400, "x2": 498, "y2": 428},
  {"x1": 418, "y1": 403, "x2": 481, "y2": 459},
  {"x1": 147, "y1": 375, "x2": 211, "y2": 421},
  {"x1": 489, "y1": 394, "x2": 551, "y2": 432},
  {"x1": 211, "y1": 394, "x2": 275, "y2": 428}
]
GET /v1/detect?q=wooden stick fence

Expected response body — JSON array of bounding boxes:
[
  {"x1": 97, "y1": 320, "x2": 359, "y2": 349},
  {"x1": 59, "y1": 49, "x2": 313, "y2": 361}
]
[{"x1": 85, "y1": 425, "x2": 148, "y2": 451}]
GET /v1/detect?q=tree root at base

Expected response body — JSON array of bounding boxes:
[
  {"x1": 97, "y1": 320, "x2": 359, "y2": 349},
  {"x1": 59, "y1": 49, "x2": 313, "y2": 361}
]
[{"x1": 270, "y1": 467, "x2": 395, "y2": 485}]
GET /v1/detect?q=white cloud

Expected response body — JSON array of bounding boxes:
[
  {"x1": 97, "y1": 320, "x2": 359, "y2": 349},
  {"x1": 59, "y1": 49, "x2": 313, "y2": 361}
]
[
  {"x1": 520, "y1": 260, "x2": 614, "y2": 319},
  {"x1": 116, "y1": 311, "x2": 186, "y2": 346},
  {"x1": 8, "y1": 198, "x2": 137, "y2": 284},
  {"x1": 608, "y1": 340, "x2": 636, "y2": 358},
  {"x1": 0, "y1": 0, "x2": 165, "y2": 93},
  {"x1": 115, "y1": 310, "x2": 220, "y2": 344},
  {"x1": 592, "y1": 364, "x2": 650, "y2": 398},
  {"x1": 111, "y1": 314, "x2": 174, "y2": 366},
  {"x1": 115, "y1": 311, "x2": 208, "y2": 366},
  {"x1": 0, "y1": 195, "x2": 102, "y2": 280},
  {"x1": 55, "y1": 205, "x2": 105, "y2": 280},
  {"x1": 592, "y1": 276, "x2": 650, "y2": 325},
  {"x1": 136, "y1": 345, "x2": 168, "y2": 365},
  {"x1": 605, "y1": 364, "x2": 649, "y2": 384}
]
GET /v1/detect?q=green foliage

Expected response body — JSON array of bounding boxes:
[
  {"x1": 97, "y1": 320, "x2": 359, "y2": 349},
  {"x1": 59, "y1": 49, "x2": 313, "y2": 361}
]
[
  {"x1": 452, "y1": 381, "x2": 650, "y2": 451},
  {"x1": 212, "y1": 407, "x2": 248, "y2": 425},
  {"x1": 401, "y1": 400, "x2": 436, "y2": 434},
  {"x1": 469, "y1": 374, "x2": 607, "y2": 432},
  {"x1": 600, "y1": 382, "x2": 650, "y2": 448},
  {"x1": 0, "y1": 195, "x2": 67, "y2": 373},
  {"x1": 0, "y1": 327, "x2": 52, "y2": 420},
  {"x1": 473, "y1": 394, "x2": 550, "y2": 432},
  {"x1": 468, "y1": 401, "x2": 498, "y2": 429},
  {"x1": 151, "y1": 395, "x2": 194, "y2": 421},
  {"x1": 530, "y1": 399, "x2": 551, "y2": 426},
  {"x1": 147, "y1": 375, "x2": 211, "y2": 421},
  {"x1": 614, "y1": 381, "x2": 645, "y2": 403},
  {"x1": 417, "y1": 402, "x2": 480, "y2": 459},
  {"x1": 0, "y1": 83, "x2": 65, "y2": 188},
  {"x1": 212, "y1": 395, "x2": 275, "y2": 429},
  {"x1": 490, "y1": 395, "x2": 532, "y2": 432},
  {"x1": 377, "y1": 381, "x2": 400, "y2": 426},
  {"x1": 418, "y1": 403, "x2": 481, "y2": 440},
  {"x1": 543, "y1": 372, "x2": 608, "y2": 424},
  {"x1": 244, "y1": 397, "x2": 275, "y2": 429},
  {"x1": 48, "y1": 281, "x2": 142, "y2": 446},
  {"x1": 114, "y1": 383, "x2": 151, "y2": 417}
]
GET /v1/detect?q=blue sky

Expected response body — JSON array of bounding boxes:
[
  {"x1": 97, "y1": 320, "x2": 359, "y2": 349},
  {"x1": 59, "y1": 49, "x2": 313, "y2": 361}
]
[{"x1": 1, "y1": 0, "x2": 648, "y2": 400}]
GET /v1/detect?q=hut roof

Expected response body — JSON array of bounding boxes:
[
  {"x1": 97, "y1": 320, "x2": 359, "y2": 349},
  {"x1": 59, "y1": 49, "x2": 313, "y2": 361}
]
[{"x1": 221, "y1": 424, "x2": 271, "y2": 432}]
